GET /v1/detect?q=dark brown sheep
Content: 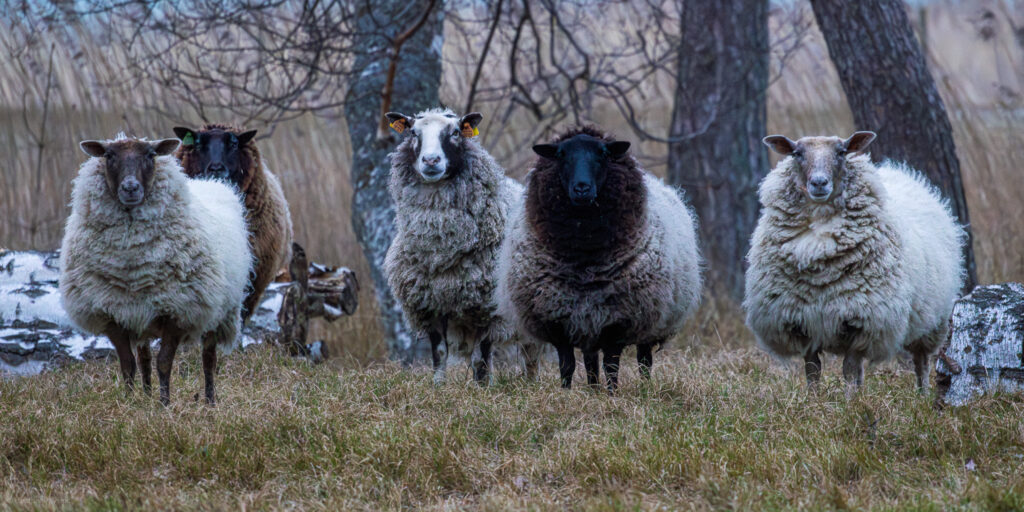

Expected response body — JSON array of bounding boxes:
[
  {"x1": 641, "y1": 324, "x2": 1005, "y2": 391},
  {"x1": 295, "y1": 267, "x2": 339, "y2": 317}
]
[
  {"x1": 497, "y1": 126, "x2": 702, "y2": 392},
  {"x1": 173, "y1": 124, "x2": 293, "y2": 323}
]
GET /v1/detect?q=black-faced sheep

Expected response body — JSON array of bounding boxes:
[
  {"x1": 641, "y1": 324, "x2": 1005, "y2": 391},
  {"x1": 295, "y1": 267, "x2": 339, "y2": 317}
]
[
  {"x1": 497, "y1": 126, "x2": 702, "y2": 392},
  {"x1": 60, "y1": 134, "x2": 252, "y2": 405},
  {"x1": 173, "y1": 124, "x2": 293, "y2": 324},
  {"x1": 383, "y1": 108, "x2": 537, "y2": 383},
  {"x1": 745, "y1": 131, "x2": 965, "y2": 392}
]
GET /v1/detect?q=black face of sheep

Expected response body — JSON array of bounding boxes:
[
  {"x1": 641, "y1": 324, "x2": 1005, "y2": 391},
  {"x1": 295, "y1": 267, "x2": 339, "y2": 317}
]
[
  {"x1": 385, "y1": 110, "x2": 483, "y2": 183},
  {"x1": 80, "y1": 138, "x2": 180, "y2": 207},
  {"x1": 173, "y1": 127, "x2": 257, "y2": 185},
  {"x1": 532, "y1": 135, "x2": 631, "y2": 206},
  {"x1": 762, "y1": 131, "x2": 876, "y2": 203}
]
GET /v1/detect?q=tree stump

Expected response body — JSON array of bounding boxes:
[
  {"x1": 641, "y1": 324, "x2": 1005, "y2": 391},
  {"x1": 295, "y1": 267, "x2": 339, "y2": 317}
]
[
  {"x1": 937, "y1": 283, "x2": 1024, "y2": 406},
  {"x1": 276, "y1": 242, "x2": 359, "y2": 362}
]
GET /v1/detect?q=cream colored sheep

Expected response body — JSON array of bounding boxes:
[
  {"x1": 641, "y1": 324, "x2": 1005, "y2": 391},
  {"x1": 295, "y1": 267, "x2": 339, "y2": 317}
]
[
  {"x1": 60, "y1": 134, "x2": 251, "y2": 405},
  {"x1": 745, "y1": 131, "x2": 965, "y2": 392}
]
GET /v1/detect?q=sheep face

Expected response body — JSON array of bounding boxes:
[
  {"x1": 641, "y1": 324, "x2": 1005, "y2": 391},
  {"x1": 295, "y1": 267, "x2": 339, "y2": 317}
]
[
  {"x1": 762, "y1": 131, "x2": 876, "y2": 204},
  {"x1": 386, "y1": 109, "x2": 483, "y2": 183},
  {"x1": 173, "y1": 127, "x2": 257, "y2": 186},
  {"x1": 80, "y1": 138, "x2": 180, "y2": 207},
  {"x1": 532, "y1": 135, "x2": 630, "y2": 206}
]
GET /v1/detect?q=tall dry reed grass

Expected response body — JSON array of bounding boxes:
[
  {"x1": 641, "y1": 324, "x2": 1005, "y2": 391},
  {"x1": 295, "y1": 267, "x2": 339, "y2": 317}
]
[{"x1": 1, "y1": 1, "x2": 1021, "y2": 361}]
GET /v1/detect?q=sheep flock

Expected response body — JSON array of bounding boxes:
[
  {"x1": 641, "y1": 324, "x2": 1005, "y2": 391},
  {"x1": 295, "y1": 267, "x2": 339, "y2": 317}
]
[{"x1": 53, "y1": 116, "x2": 966, "y2": 403}]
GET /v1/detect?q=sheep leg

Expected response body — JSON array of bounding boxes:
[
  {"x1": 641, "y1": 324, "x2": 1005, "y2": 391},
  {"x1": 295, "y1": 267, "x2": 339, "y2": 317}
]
[
  {"x1": 109, "y1": 330, "x2": 137, "y2": 394},
  {"x1": 429, "y1": 329, "x2": 447, "y2": 385},
  {"x1": 583, "y1": 349, "x2": 601, "y2": 390},
  {"x1": 472, "y1": 336, "x2": 493, "y2": 386},
  {"x1": 842, "y1": 352, "x2": 864, "y2": 397},
  {"x1": 912, "y1": 349, "x2": 930, "y2": 391},
  {"x1": 603, "y1": 346, "x2": 622, "y2": 394},
  {"x1": 156, "y1": 333, "x2": 182, "y2": 406},
  {"x1": 556, "y1": 343, "x2": 575, "y2": 389},
  {"x1": 804, "y1": 349, "x2": 822, "y2": 390},
  {"x1": 637, "y1": 343, "x2": 654, "y2": 380},
  {"x1": 202, "y1": 342, "x2": 217, "y2": 405},
  {"x1": 522, "y1": 343, "x2": 540, "y2": 381},
  {"x1": 137, "y1": 342, "x2": 152, "y2": 396}
]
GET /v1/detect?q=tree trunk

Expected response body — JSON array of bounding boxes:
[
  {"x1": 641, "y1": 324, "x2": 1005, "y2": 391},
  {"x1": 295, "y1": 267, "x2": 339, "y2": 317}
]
[
  {"x1": 667, "y1": 0, "x2": 770, "y2": 301},
  {"x1": 809, "y1": 0, "x2": 978, "y2": 292},
  {"x1": 345, "y1": 2, "x2": 443, "y2": 363}
]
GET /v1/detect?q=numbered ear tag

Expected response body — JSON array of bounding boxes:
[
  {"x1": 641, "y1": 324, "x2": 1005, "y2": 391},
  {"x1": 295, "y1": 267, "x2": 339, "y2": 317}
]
[
  {"x1": 389, "y1": 118, "x2": 407, "y2": 134},
  {"x1": 462, "y1": 122, "x2": 479, "y2": 138},
  {"x1": 182, "y1": 133, "x2": 194, "y2": 146}
]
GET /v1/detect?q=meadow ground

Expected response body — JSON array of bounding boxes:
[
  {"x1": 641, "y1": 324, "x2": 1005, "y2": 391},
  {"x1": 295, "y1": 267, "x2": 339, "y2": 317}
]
[{"x1": 1, "y1": 346, "x2": 1022, "y2": 511}]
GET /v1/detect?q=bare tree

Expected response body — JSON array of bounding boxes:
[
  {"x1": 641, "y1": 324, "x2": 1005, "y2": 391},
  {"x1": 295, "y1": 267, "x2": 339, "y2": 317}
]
[
  {"x1": 810, "y1": 0, "x2": 978, "y2": 292},
  {"x1": 346, "y1": 1, "x2": 444, "y2": 362}
]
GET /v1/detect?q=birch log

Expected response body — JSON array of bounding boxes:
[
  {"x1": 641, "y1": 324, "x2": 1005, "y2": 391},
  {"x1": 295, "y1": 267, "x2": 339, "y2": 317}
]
[{"x1": 937, "y1": 283, "x2": 1024, "y2": 405}]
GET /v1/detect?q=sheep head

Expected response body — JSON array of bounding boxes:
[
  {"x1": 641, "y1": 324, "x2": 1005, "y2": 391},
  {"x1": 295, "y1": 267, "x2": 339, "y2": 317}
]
[
  {"x1": 173, "y1": 126, "x2": 258, "y2": 187},
  {"x1": 762, "y1": 131, "x2": 876, "y2": 204},
  {"x1": 80, "y1": 137, "x2": 179, "y2": 208},
  {"x1": 532, "y1": 134, "x2": 631, "y2": 206},
  {"x1": 386, "y1": 108, "x2": 482, "y2": 183}
]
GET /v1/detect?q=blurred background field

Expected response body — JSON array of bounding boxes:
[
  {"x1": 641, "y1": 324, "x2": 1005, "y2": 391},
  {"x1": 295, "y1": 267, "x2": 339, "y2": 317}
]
[{"x1": 2, "y1": 0, "x2": 1021, "y2": 363}]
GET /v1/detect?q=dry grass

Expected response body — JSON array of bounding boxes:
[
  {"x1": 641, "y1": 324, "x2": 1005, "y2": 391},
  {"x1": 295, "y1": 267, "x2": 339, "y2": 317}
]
[
  {"x1": 1, "y1": 1, "x2": 1022, "y2": 361},
  {"x1": 1, "y1": 346, "x2": 1022, "y2": 510}
]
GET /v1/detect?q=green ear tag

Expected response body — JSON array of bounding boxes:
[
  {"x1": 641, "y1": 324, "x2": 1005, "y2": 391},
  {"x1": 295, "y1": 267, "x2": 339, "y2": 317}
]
[{"x1": 182, "y1": 133, "x2": 194, "y2": 146}]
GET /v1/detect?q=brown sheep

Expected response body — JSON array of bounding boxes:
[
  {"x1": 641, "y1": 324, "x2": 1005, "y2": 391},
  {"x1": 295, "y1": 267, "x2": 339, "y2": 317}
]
[{"x1": 173, "y1": 124, "x2": 293, "y2": 323}]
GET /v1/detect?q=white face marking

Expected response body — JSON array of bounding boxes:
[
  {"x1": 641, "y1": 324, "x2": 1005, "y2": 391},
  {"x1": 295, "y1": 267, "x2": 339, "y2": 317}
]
[{"x1": 411, "y1": 113, "x2": 460, "y2": 182}]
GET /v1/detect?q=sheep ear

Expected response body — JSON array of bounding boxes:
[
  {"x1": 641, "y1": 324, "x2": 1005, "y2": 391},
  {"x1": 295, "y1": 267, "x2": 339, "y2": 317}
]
[
  {"x1": 80, "y1": 140, "x2": 106, "y2": 157},
  {"x1": 237, "y1": 130, "x2": 258, "y2": 146},
  {"x1": 605, "y1": 141, "x2": 631, "y2": 157},
  {"x1": 151, "y1": 138, "x2": 180, "y2": 156},
  {"x1": 385, "y1": 112, "x2": 413, "y2": 134},
  {"x1": 762, "y1": 135, "x2": 796, "y2": 155},
  {"x1": 532, "y1": 144, "x2": 558, "y2": 159},
  {"x1": 843, "y1": 131, "x2": 876, "y2": 154},
  {"x1": 173, "y1": 127, "x2": 196, "y2": 146},
  {"x1": 459, "y1": 112, "x2": 483, "y2": 138}
]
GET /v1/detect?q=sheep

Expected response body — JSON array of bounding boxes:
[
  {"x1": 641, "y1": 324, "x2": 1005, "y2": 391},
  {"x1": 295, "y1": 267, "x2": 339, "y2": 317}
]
[
  {"x1": 59, "y1": 134, "x2": 252, "y2": 405},
  {"x1": 383, "y1": 107, "x2": 537, "y2": 384},
  {"x1": 173, "y1": 124, "x2": 293, "y2": 324},
  {"x1": 745, "y1": 131, "x2": 965, "y2": 392},
  {"x1": 497, "y1": 126, "x2": 703, "y2": 392}
]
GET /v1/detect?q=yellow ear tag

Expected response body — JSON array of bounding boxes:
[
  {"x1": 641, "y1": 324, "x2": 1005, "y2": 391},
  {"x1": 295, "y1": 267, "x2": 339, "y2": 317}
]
[
  {"x1": 390, "y1": 119, "x2": 406, "y2": 134},
  {"x1": 462, "y1": 123, "x2": 479, "y2": 138}
]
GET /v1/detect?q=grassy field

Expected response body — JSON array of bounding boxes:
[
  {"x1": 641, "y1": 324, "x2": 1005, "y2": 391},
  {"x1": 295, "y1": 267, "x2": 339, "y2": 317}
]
[{"x1": 1, "y1": 346, "x2": 1022, "y2": 510}]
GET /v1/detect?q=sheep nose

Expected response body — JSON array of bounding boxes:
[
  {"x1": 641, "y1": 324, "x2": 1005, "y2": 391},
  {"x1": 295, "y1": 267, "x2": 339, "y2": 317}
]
[
  {"x1": 572, "y1": 182, "x2": 592, "y2": 195},
  {"x1": 422, "y1": 155, "x2": 441, "y2": 166},
  {"x1": 207, "y1": 163, "x2": 227, "y2": 174},
  {"x1": 808, "y1": 176, "x2": 830, "y2": 188},
  {"x1": 119, "y1": 179, "x2": 141, "y2": 194}
]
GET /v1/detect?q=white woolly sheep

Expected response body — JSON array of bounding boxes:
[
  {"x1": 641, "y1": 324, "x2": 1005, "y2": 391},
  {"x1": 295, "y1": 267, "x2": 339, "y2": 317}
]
[
  {"x1": 59, "y1": 134, "x2": 252, "y2": 405},
  {"x1": 745, "y1": 131, "x2": 965, "y2": 392},
  {"x1": 383, "y1": 108, "x2": 538, "y2": 384},
  {"x1": 497, "y1": 125, "x2": 703, "y2": 392}
]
